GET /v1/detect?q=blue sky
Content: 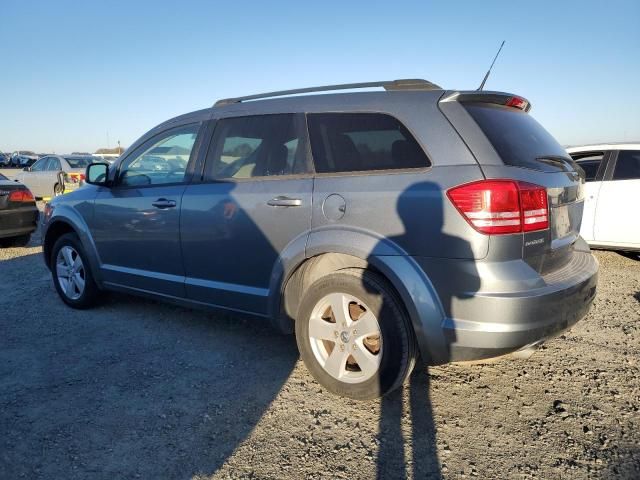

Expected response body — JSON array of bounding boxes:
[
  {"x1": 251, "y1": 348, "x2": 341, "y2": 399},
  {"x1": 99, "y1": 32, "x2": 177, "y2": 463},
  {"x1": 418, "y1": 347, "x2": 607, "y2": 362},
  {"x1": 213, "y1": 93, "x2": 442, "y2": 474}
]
[{"x1": 1, "y1": 0, "x2": 639, "y2": 153}]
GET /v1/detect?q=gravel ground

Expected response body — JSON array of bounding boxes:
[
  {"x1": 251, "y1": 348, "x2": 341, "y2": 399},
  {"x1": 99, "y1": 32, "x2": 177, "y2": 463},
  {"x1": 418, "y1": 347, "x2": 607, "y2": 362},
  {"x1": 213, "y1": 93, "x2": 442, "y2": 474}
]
[{"x1": 0, "y1": 219, "x2": 638, "y2": 479}]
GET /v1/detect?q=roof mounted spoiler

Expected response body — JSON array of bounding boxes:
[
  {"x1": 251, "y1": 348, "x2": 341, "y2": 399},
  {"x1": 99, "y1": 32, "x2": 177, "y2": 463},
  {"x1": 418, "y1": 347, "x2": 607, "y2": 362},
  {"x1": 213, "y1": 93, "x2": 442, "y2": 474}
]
[
  {"x1": 440, "y1": 91, "x2": 532, "y2": 113},
  {"x1": 214, "y1": 78, "x2": 442, "y2": 107}
]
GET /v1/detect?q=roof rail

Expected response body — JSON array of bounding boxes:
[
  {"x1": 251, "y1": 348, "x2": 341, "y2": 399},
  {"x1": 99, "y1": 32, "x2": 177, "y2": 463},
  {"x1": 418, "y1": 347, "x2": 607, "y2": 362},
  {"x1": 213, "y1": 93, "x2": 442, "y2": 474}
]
[{"x1": 213, "y1": 78, "x2": 441, "y2": 107}]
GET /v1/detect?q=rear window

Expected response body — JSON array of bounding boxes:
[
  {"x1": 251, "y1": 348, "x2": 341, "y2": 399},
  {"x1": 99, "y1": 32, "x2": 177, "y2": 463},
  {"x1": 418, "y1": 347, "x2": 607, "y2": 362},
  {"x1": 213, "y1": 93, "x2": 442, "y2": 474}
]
[
  {"x1": 613, "y1": 150, "x2": 640, "y2": 180},
  {"x1": 307, "y1": 113, "x2": 430, "y2": 173},
  {"x1": 64, "y1": 157, "x2": 92, "y2": 168},
  {"x1": 464, "y1": 103, "x2": 570, "y2": 171}
]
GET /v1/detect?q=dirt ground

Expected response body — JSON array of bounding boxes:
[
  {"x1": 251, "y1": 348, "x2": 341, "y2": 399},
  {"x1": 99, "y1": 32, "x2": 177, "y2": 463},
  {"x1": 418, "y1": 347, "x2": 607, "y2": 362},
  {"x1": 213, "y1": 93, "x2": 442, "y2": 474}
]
[{"x1": 0, "y1": 221, "x2": 638, "y2": 479}]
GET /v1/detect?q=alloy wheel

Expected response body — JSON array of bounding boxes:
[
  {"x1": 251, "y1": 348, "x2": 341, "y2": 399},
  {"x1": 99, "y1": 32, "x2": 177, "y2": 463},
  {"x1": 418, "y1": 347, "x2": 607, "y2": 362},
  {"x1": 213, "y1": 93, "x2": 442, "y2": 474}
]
[
  {"x1": 308, "y1": 292, "x2": 383, "y2": 383},
  {"x1": 55, "y1": 246, "x2": 86, "y2": 300}
]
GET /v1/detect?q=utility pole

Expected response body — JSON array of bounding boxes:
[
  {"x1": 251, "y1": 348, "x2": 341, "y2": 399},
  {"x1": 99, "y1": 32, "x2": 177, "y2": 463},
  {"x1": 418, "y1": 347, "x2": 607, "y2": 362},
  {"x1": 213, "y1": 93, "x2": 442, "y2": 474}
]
[{"x1": 117, "y1": 140, "x2": 121, "y2": 155}]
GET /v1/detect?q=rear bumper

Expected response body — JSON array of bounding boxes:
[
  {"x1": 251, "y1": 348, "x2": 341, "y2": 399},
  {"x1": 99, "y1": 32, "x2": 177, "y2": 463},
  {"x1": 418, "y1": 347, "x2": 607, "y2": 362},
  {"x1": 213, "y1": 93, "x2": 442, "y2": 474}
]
[
  {"x1": 415, "y1": 250, "x2": 598, "y2": 363},
  {"x1": 0, "y1": 207, "x2": 39, "y2": 239}
]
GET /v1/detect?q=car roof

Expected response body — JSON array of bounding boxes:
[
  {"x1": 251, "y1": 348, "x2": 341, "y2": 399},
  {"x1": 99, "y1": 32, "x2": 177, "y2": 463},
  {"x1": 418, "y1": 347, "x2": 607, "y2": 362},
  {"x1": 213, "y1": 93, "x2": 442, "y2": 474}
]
[{"x1": 566, "y1": 143, "x2": 640, "y2": 153}]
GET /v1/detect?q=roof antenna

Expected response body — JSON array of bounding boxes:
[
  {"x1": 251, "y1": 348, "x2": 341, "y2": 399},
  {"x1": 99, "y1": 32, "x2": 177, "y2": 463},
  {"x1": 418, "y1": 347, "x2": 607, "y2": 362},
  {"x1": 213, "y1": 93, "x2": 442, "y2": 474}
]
[{"x1": 477, "y1": 40, "x2": 505, "y2": 91}]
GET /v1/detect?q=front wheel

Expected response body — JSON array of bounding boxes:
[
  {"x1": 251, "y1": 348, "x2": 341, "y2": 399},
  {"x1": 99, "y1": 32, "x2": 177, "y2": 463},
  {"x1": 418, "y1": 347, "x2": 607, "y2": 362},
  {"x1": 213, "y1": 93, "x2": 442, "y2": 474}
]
[
  {"x1": 296, "y1": 269, "x2": 417, "y2": 400},
  {"x1": 51, "y1": 233, "x2": 99, "y2": 309}
]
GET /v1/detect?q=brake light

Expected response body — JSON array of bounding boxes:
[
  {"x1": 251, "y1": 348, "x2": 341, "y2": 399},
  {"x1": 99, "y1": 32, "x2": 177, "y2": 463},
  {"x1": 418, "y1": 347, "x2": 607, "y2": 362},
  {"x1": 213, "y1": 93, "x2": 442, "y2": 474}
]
[
  {"x1": 505, "y1": 96, "x2": 529, "y2": 110},
  {"x1": 447, "y1": 180, "x2": 548, "y2": 235},
  {"x1": 66, "y1": 172, "x2": 85, "y2": 183},
  {"x1": 8, "y1": 189, "x2": 35, "y2": 203}
]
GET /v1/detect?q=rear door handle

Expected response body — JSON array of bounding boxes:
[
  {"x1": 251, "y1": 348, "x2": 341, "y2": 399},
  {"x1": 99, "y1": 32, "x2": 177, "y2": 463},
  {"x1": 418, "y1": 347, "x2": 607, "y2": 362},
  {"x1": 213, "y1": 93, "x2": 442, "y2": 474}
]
[
  {"x1": 152, "y1": 198, "x2": 177, "y2": 209},
  {"x1": 267, "y1": 196, "x2": 302, "y2": 207}
]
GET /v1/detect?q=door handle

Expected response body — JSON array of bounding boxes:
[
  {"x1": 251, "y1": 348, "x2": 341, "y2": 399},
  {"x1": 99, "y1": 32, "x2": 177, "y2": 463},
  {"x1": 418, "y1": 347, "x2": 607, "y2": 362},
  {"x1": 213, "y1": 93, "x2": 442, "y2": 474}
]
[
  {"x1": 267, "y1": 196, "x2": 302, "y2": 207},
  {"x1": 152, "y1": 198, "x2": 177, "y2": 209}
]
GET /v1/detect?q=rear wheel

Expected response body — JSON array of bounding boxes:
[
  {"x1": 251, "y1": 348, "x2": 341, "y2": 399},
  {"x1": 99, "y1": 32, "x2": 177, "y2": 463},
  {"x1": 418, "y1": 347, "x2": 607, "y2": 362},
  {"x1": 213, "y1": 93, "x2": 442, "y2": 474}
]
[
  {"x1": 51, "y1": 233, "x2": 99, "y2": 308},
  {"x1": 296, "y1": 268, "x2": 416, "y2": 400}
]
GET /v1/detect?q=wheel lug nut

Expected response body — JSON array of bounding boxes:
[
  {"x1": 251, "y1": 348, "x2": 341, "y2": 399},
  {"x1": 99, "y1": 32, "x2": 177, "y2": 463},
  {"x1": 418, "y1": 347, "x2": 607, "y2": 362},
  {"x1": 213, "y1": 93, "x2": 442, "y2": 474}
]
[
  {"x1": 339, "y1": 345, "x2": 345, "y2": 351},
  {"x1": 334, "y1": 331, "x2": 339, "y2": 337},
  {"x1": 352, "y1": 329, "x2": 357, "y2": 335}
]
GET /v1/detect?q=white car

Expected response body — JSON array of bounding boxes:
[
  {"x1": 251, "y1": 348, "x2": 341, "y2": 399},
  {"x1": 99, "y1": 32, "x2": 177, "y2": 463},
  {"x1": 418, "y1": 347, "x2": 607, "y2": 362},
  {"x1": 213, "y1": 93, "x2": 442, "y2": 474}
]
[{"x1": 567, "y1": 143, "x2": 640, "y2": 254}]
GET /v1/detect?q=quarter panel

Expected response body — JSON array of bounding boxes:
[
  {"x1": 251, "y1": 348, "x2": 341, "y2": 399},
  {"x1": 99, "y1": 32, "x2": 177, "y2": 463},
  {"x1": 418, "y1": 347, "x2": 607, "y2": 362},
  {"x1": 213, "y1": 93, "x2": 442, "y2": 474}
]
[{"x1": 311, "y1": 166, "x2": 488, "y2": 260}]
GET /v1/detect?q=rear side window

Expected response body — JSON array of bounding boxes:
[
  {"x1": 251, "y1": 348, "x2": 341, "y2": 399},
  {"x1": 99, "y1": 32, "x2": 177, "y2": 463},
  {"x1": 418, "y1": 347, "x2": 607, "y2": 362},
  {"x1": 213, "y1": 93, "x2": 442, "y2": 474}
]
[
  {"x1": 613, "y1": 150, "x2": 640, "y2": 180},
  {"x1": 464, "y1": 103, "x2": 570, "y2": 171},
  {"x1": 206, "y1": 114, "x2": 311, "y2": 179},
  {"x1": 307, "y1": 113, "x2": 430, "y2": 173}
]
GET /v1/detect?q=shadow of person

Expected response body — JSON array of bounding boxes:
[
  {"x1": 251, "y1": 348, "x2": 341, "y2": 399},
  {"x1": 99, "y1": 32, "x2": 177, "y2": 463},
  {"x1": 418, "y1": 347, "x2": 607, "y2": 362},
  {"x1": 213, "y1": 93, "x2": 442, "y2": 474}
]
[{"x1": 370, "y1": 181, "x2": 481, "y2": 479}]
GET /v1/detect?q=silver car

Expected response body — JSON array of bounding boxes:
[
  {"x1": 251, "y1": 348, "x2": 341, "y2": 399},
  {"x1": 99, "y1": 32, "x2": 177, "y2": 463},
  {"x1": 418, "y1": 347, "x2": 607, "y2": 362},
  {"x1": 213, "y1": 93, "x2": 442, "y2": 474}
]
[
  {"x1": 42, "y1": 79, "x2": 598, "y2": 400},
  {"x1": 15, "y1": 155, "x2": 91, "y2": 198}
]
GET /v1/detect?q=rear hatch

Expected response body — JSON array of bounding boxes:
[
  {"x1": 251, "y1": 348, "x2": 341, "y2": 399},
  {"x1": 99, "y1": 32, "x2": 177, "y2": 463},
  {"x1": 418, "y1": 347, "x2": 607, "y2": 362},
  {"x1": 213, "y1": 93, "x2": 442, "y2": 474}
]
[{"x1": 440, "y1": 92, "x2": 585, "y2": 273}]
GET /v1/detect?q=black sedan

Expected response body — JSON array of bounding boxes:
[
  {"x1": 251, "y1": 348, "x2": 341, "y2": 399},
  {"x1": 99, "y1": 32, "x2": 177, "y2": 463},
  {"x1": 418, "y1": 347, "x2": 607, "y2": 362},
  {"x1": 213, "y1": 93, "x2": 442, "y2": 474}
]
[{"x1": 0, "y1": 173, "x2": 39, "y2": 247}]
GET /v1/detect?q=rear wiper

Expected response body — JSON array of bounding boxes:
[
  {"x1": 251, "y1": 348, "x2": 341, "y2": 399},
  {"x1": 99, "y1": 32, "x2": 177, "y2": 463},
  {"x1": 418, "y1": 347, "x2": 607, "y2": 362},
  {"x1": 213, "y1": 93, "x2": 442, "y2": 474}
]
[{"x1": 536, "y1": 156, "x2": 577, "y2": 173}]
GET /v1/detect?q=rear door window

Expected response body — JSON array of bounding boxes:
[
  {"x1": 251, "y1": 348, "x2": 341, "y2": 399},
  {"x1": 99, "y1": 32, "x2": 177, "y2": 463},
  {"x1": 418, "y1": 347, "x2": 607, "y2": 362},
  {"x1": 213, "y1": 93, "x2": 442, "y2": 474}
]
[
  {"x1": 464, "y1": 103, "x2": 570, "y2": 171},
  {"x1": 307, "y1": 113, "x2": 430, "y2": 173},
  {"x1": 613, "y1": 150, "x2": 640, "y2": 180},
  {"x1": 205, "y1": 114, "x2": 311, "y2": 180}
]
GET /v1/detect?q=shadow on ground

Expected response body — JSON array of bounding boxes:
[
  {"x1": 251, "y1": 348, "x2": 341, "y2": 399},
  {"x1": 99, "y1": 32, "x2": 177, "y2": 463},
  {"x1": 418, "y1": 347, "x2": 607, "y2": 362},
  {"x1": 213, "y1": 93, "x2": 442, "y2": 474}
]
[{"x1": 0, "y1": 278, "x2": 299, "y2": 479}]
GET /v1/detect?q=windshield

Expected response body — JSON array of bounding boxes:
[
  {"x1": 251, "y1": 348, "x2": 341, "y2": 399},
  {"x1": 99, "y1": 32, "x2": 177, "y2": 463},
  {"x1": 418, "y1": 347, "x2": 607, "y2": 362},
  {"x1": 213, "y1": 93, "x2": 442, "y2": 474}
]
[
  {"x1": 64, "y1": 157, "x2": 92, "y2": 168},
  {"x1": 464, "y1": 103, "x2": 571, "y2": 172}
]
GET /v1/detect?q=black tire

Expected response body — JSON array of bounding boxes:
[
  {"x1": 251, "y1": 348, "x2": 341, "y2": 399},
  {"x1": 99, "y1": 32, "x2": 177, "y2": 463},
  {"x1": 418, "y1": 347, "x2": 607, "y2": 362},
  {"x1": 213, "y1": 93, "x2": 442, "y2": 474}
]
[
  {"x1": 296, "y1": 268, "x2": 417, "y2": 400},
  {"x1": 0, "y1": 234, "x2": 31, "y2": 247},
  {"x1": 50, "y1": 233, "x2": 100, "y2": 309}
]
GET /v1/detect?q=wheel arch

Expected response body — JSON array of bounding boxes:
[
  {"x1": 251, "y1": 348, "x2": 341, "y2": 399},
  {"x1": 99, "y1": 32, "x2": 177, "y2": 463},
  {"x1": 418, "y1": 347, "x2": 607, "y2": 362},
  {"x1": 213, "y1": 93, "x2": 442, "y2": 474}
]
[
  {"x1": 272, "y1": 233, "x2": 450, "y2": 365},
  {"x1": 43, "y1": 211, "x2": 103, "y2": 286}
]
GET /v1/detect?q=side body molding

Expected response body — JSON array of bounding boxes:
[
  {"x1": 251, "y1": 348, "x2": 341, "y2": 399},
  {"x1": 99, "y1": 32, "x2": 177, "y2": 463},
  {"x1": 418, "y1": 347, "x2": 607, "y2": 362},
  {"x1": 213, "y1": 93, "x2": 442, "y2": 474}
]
[{"x1": 270, "y1": 225, "x2": 450, "y2": 365}]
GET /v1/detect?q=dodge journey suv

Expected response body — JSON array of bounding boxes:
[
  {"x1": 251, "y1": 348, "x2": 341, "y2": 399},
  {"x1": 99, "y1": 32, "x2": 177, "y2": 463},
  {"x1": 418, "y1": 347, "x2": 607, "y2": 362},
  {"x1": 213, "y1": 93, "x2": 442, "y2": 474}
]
[{"x1": 42, "y1": 79, "x2": 598, "y2": 400}]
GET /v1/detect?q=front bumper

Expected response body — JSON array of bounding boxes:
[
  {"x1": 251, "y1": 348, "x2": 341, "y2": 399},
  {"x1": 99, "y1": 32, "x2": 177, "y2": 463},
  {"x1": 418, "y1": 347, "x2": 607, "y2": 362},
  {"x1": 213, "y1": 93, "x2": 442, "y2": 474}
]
[{"x1": 416, "y1": 250, "x2": 599, "y2": 363}]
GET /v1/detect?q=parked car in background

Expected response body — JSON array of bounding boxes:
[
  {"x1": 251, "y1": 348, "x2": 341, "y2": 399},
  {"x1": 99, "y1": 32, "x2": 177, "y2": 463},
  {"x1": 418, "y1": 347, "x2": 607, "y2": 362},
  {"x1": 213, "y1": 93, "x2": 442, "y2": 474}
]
[
  {"x1": 10, "y1": 151, "x2": 38, "y2": 167},
  {"x1": 42, "y1": 79, "x2": 598, "y2": 400},
  {"x1": 567, "y1": 143, "x2": 640, "y2": 255},
  {"x1": 0, "y1": 152, "x2": 11, "y2": 167},
  {"x1": 14, "y1": 155, "x2": 92, "y2": 198},
  {"x1": 0, "y1": 172, "x2": 39, "y2": 246}
]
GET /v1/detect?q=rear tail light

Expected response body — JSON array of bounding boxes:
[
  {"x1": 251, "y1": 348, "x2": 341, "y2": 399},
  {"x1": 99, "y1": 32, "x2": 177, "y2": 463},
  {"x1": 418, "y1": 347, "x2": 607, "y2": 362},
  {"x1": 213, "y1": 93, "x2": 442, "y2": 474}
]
[
  {"x1": 8, "y1": 189, "x2": 35, "y2": 203},
  {"x1": 66, "y1": 172, "x2": 85, "y2": 183},
  {"x1": 447, "y1": 180, "x2": 548, "y2": 235}
]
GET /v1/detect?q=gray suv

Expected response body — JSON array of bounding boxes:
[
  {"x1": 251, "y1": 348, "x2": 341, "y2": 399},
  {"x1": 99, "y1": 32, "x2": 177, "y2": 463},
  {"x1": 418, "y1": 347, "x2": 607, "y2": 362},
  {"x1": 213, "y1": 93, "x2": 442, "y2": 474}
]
[{"x1": 42, "y1": 79, "x2": 598, "y2": 400}]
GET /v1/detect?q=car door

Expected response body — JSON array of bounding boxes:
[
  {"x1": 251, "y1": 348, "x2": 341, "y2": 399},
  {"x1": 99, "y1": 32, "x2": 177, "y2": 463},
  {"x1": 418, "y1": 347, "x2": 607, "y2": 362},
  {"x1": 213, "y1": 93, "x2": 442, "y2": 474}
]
[
  {"x1": 593, "y1": 149, "x2": 640, "y2": 247},
  {"x1": 90, "y1": 123, "x2": 204, "y2": 297},
  {"x1": 44, "y1": 156, "x2": 62, "y2": 196},
  {"x1": 180, "y1": 113, "x2": 313, "y2": 315},
  {"x1": 18, "y1": 157, "x2": 48, "y2": 197},
  {"x1": 572, "y1": 151, "x2": 608, "y2": 242}
]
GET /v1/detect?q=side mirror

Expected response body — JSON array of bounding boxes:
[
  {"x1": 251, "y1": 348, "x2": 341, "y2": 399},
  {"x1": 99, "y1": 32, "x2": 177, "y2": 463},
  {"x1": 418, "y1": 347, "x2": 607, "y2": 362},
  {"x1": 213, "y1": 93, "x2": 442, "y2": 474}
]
[{"x1": 86, "y1": 162, "x2": 109, "y2": 186}]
